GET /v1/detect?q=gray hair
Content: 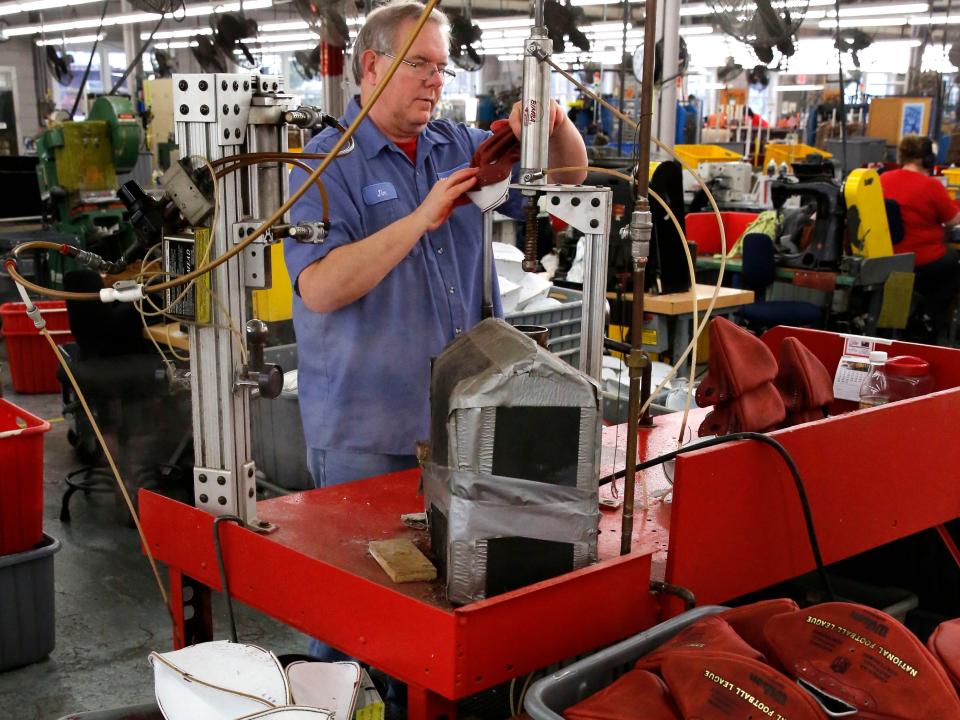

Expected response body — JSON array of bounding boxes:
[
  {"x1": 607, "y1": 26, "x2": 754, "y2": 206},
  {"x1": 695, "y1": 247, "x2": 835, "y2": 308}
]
[{"x1": 351, "y1": 0, "x2": 449, "y2": 84}]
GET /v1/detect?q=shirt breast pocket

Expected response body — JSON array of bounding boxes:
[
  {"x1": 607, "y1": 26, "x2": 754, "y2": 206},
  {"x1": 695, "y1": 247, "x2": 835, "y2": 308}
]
[{"x1": 362, "y1": 181, "x2": 404, "y2": 232}]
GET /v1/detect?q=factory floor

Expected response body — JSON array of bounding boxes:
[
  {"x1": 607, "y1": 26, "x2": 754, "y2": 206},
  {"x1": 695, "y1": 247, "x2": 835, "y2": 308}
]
[{"x1": 0, "y1": 341, "x2": 308, "y2": 720}]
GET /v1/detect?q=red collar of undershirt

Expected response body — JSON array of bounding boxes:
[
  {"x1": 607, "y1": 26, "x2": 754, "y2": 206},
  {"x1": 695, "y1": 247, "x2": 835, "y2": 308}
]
[{"x1": 394, "y1": 137, "x2": 417, "y2": 164}]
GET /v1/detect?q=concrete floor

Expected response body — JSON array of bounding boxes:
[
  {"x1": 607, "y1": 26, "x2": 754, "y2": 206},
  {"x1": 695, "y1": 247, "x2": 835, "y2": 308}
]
[{"x1": 0, "y1": 342, "x2": 308, "y2": 720}]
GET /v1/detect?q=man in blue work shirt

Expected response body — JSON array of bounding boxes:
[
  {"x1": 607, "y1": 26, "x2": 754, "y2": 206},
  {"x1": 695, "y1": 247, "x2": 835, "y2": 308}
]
[{"x1": 285, "y1": 0, "x2": 587, "y2": 491}]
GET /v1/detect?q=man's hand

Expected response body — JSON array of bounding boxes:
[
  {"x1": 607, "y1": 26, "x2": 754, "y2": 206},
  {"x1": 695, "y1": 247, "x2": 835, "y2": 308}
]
[
  {"x1": 413, "y1": 167, "x2": 479, "y2": 231},
  {"x1": 508, "y1": 99, "x2": 567, "y2": 141}
]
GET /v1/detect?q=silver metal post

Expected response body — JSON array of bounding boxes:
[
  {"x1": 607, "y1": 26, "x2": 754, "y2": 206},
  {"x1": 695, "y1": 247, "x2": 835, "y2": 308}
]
[
  {"x1": 657, "y1": 0, "x2": 680, "y2": 153},
  {"x1": 581, "y1": 232, "x2": 611, "y2": 380},
  {"x1": 519, "y1": 25, "x2": 552, "y2": 185},
  {"x1": 482, "y1": 210, "x2": 494, "y2": 319}
]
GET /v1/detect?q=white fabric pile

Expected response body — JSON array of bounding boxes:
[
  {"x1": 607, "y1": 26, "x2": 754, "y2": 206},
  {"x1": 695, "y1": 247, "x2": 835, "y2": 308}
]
[
  {"x1": 150, "y1": 641, "x2": 381, "y2": 720},
  {"x1": 493, "y1": 242, "x2": 560, "y2": 315}
]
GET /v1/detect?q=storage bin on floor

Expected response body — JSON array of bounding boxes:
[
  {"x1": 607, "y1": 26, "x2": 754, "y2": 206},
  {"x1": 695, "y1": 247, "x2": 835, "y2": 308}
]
[
  {"x1": 0, "y1": 398, "x2": 51, "y2": 555},
  {"x1": 0, "y1": 534, "x2": 61, "y2": 671},
  {"x1": 1, "y1": 300, "x2": 74, "y2": 393}
]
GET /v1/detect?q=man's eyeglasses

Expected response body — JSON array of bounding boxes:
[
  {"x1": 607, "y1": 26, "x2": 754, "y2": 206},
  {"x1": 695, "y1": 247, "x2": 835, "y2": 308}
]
[{"x1": 379, "y1": 52, "x2": 457, "y2": 84}]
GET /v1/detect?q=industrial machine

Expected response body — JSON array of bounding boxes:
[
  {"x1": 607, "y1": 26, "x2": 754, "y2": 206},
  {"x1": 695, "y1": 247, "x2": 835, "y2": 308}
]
[
  {"x1": 770, "y1": 166, "x2": 896, "y2": 270},
  {"x1": 34, "y1": 95, "x2": 142, "y2": 287}
]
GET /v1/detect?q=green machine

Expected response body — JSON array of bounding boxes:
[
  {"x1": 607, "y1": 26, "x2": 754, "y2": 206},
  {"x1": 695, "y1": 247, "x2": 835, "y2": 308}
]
[{"x1": 35, "y1": 95, "x2": 143, "y2": 287}]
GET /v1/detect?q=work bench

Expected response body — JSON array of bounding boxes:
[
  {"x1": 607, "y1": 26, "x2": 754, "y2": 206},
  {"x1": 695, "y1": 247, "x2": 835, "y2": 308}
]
[
  {"x1": 139, "y1": 327, "x2": 960, "y2": 720},
  {"x1": 606, "y1": 283, "x2": 754, "y2": 361}
]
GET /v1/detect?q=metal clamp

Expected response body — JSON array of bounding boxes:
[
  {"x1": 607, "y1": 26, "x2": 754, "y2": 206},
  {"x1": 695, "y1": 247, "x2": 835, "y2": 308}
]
[
  {"x1": 523, "y1": 184, "x2": 611, "y2": 235},
  {"x1": 287, "y1": 222, "x2": 327, "y2": 244}
]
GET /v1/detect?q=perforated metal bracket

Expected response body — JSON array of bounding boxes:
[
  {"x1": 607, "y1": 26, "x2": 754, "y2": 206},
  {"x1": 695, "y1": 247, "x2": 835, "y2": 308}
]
[
  {"x1": 233, "y1": 222, "x2": 273, "y2": 289},
  {"x1": 253, "y1": 75, "x2": 283, "y2": 95},
  {"x1": 173, "y1": 74, "x2": 217, "y2": 124},
  {"x1": 233, "y1": 221, "x2": 275, "y2": 245},
  {"x1": 214, "y1": 73, "x2": 256, "y2": 146},
  {"x1": 512, "y1": 184, "x2": 612, "y2": 235},
  {"x1": 194, "y1": 467, "x2": 237, "y2": 515}
]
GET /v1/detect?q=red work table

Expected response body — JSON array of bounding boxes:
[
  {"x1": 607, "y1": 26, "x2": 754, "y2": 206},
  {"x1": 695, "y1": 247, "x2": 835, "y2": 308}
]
[{"x1": 139, "y1": 327, "x2": 960, "y2": 720}]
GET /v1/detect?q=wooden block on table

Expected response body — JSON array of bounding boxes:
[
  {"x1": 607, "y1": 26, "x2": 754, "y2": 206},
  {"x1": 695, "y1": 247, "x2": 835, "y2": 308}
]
[{"x1": 368, "y1": 539, "x2": 437, "y2": 583}]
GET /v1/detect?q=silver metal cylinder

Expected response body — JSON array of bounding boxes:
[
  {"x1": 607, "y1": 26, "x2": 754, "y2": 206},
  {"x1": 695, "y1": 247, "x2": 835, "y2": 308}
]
[
  {"x1": 581, "y1": 232, "x2": 611, "y2": 382},
  {"x1": 482, "y1": 210, "x2": 494, "y2": 317},
  {"x1": 519, "y1": 30, "x2": 552, "y2": 184},
  {"x1": 628, "y1": 208, "x2": 652, "y2": 260},
  {"x1": 657, "y1": 0, "x2": 680, "y2": 153}
]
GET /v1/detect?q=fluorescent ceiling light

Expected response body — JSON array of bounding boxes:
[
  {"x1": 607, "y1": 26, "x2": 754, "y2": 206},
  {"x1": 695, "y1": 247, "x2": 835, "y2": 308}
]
[
  {"x1": 681, "y1": 0, "x2": 905, "y2": 15},
  {"x1": 818, "y1": 16, "x2": 906, "y2": 27},
  {"x1": 910, "y1": 14, "x2": 960, "y2": 24},
  {"x1": 775, "y1": 84, "x2": 824, "y2": 91},
  {"x1": 145, "y1": 27, "x2": 213, "y2": 39},
  {"x1": 258, "y1": 20, "x2": 309, "y2": 32},
  {"x1": 35, "y1": 32, "x2": 102, "y2": 45},
  {"x1": 6, "y1": 0, "x2": 272, "y2": 36},
  {"x1": 0, "y1": 0, "x2": 100, "y2": 17},
  {"x1": 475, "y1": 17, "x2": 533, "y2": 29},
  {"x1": 837, "y1": 2, "x2": 926, "y2": 16},
  {"x1": 679, "y1": 25, "x2": 714, "y2": 35},
  {"x1": 254, "y1": 41, "x2": 315, "y2": 52}
]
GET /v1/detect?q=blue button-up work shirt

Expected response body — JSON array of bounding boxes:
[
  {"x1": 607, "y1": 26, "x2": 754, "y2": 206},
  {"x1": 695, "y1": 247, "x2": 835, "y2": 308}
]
[{"x1": 285, "y1": 99, "x2": 524, "y2": 455}]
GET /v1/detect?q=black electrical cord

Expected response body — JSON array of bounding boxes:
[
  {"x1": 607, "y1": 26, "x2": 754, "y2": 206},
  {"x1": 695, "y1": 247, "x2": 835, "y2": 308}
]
[
  {"x1": 213, "y1": 514, "x2": 244, "y2": 643},
  {"x1": 832, "y1": 0, "x2": 848, "y2": 173},
  {"x1": 602, "y1": 431, "x2": 836, "y2": 602},
  {"x1": 68, "y1": 0, "x2": 110, "y2": 119},
  {"x1": 108, "y1": 14, "x2": 165, "y2": 96}
]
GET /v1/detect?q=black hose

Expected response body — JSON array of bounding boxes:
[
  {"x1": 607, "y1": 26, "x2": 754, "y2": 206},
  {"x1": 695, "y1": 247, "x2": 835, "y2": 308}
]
[
  {"x1": 109, "y1": 15, "x2": 165, "y2": 96},
  {"x1": 606, "y1": 431, "x2": 836, "y2": 602},
  {"x1": 68, "y1": 0, "x2": 110, "y2": 119},
  {"x1": 213, "y1": 514, "x2": 244, "y2": 643}
]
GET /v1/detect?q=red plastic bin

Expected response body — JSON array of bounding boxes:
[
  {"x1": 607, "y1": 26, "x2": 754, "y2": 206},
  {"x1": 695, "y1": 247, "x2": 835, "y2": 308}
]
[
  {"x1": 0, "y1": 399, "x2": 51, "y2": 555},
  {"x1": 1, "y1": 301, "x2": 74, "y2": 394}
]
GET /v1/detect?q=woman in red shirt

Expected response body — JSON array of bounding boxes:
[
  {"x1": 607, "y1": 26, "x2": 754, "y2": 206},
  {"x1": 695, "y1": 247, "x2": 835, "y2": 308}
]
[{"x1": 880, "y1": 135, "x2": 960, "y2": 340}]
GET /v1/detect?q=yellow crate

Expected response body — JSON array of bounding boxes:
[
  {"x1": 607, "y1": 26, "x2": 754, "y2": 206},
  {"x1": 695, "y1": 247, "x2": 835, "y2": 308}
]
[
  {"x1": 763, "y1": 143, "x2": 832, "y2": 168},
  {"x1": 673, "y1": 144, "x2": 743, "y2": 167}
]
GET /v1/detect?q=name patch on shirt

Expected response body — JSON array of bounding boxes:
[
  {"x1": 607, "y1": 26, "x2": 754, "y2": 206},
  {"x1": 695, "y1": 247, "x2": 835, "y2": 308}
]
[{"x1": 362, "y1": 182, "x2": 398, "y2": 205}]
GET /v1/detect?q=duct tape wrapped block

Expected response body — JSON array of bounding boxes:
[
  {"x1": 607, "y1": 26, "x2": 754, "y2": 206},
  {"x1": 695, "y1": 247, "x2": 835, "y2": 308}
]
[{"x1": 425, "y1": 318, "x2": 602, "y2": 605}]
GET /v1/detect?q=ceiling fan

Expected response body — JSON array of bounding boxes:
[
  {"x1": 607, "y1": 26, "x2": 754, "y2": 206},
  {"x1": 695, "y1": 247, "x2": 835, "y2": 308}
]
[
  {"x1": 708, "y1": 0, "x2": 808, "y2": 66},
  {"x1": 292, "y1": 0, "x2": 350, "y2": 47}
]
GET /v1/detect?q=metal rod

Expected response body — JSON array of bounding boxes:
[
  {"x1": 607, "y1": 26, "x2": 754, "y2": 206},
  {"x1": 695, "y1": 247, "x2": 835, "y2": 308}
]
[
  {"x1": 582, "y1": 230, "x2": 611, "y2": 382},
  {"x1": 616, "y1": 0, "x2": 629, "y2": 152},
  {"x1": 833, "y1": 0, "x2": 847, "y2": 173},
  {"x1": 621, "y1": 0, "x2": 659, "y2": 557},
  {"x1": 482, "y1": 210, "x2": 494, "y2": 318},
  {"x1": 634, "y1": 0, "x2": 658, "y2": 196}
]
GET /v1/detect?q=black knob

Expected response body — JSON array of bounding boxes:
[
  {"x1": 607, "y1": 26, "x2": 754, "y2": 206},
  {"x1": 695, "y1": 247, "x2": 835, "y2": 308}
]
[{"x1": 258, "y1": 364, "x2": 284, "y2": 400}]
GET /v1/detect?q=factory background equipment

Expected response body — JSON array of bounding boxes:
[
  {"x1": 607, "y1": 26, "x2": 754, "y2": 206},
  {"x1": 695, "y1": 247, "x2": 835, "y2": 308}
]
[{"x1": 34, "y1": 95, "x2": 142, "y2": 288}]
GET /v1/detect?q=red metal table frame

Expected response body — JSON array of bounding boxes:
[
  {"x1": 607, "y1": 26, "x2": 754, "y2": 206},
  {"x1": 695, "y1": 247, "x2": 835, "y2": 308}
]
[{"x1": 140, "y1": 327, "x2": 960, "y2": 720}]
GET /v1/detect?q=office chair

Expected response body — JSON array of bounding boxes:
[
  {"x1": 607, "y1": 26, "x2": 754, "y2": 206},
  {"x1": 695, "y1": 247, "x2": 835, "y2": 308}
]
[
  {"x1": 737, "y1": 233, "x2": 824, "y2": 334},
  {"x1": 58, "y1": 269, "x2": 191, "y2": 523}
]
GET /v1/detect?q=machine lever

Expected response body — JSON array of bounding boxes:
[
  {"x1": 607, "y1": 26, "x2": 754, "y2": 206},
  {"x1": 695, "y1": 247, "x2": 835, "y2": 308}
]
[{"x1": 239, "y1": 319, "x2": 283, "y2": 399}]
